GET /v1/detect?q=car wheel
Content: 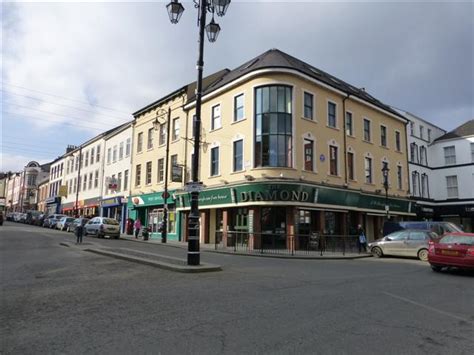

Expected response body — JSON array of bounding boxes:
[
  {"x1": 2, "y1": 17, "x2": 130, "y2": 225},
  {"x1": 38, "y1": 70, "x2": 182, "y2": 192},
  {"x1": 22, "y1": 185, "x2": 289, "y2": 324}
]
[
  {"x1": 418, "y1": 249, "x2": 429, "y2": 262},
  {"x1": 372, "y1": 246, "x2": 383, "y2": 258},
  {"x1": 431, "y1": 265, "x2": 442, "y2": 272}
]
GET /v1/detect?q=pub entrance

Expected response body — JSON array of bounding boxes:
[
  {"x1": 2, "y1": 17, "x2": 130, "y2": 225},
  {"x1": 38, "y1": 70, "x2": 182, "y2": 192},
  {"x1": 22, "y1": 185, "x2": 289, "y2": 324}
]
[{"x1": 261, "y1": 207, "x2": 287, "y2": 249}]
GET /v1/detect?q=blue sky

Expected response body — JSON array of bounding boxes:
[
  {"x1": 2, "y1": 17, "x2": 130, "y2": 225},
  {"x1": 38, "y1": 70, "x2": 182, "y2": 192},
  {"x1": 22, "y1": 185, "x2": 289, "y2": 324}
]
[{"x1": 1, "y1": 0, "x2": 473, "y2": 171}]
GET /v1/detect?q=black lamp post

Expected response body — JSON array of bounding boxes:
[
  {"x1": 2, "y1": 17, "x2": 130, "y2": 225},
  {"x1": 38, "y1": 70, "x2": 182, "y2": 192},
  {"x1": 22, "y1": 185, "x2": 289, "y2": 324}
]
[
  {"x1": 165, "y1": 0, "x2": 231, "y2": 266},
  {"x1": 153, "y1": 107, "x2": 172, "y2": 244},
  {"x1": 382, "y1": 165, "x2": 390, "y2": 219}
]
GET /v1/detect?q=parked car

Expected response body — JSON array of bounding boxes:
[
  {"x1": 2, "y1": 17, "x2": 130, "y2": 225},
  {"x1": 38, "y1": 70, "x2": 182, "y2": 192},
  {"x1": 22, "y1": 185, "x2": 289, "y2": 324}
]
[
  {"x1": 19, "y1": 213, "x2": 28, "y2": 223},
  {"x1": 67, "y1": 218, "x2": 90, "y2": 233},
  {"x1": 43, "y1": 214, "x2": 67, "y2": 228},
  {"x1": 368, "y1": 229, "x2": 439, "y2": 261},
  {"x1": 26, "y1": 211, "x2": 42, "y2": 225},
  {"x1": 383, "y1": 221, "x2": 462, "y2": 237},
  {"x1": 428, "y1": 232, "x2": 474, "y2": 272},
  {"x1": 56, "y1": 217, "x2": 76, "y2": 231},
  {"x1": 84, "y1": 217, "x2": 120, "y2": 239}
]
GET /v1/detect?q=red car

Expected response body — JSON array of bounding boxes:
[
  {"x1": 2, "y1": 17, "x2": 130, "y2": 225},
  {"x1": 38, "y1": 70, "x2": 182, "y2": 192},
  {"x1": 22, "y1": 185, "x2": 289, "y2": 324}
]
[{"x1": 428, "y1": 232, "x2": 474, "y2": 272}]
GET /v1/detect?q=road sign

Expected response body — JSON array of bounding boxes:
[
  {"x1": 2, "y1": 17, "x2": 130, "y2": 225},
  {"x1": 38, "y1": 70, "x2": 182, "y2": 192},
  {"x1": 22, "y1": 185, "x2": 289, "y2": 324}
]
[
  {"x1": 184, "y1": 182, "x2": 204, "y2": 193},
  {"x1": 162, "y1": 191, "x2": 170, "y2": 199}
]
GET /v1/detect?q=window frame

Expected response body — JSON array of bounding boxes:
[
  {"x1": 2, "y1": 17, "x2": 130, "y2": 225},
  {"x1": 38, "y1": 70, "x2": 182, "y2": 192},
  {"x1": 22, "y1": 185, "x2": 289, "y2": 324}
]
[
  {"x1": 145, "y1": 161, "x2": 152, "y2": 185},
  {"x1": 327, "y1": 100, "x2": 337, "y2": 128},
  {"x1": 211, "y1": 103, "x2": 222, "y2": 131},
  {"x1": 233, "y1": 93, "x2": 245, "y2": 122},
  {"x1": 233, "y1": 139, "x2": 244, "y2": 172},
  {"x1": 363, "y1": 118, "x2": 371, "y2": 142},
  {"x1": 172, "y1": 117, "x2": 180, "y2": 141},
  {"x1": 210, "y1": 146, "x2": 220, "y2": 176},
  {"x1": 444, "y1": 146, "x2": 456, "y2": 165},
  {"x1": 303, "y1": 138, "x2": 315, "y2": 172},
  {"x1": 380, "y1": 125, "x2": 387, "y2": 147},
  {"x1": 446, "y1": 175, "x2": 458, "y2": 198},
  {"x1": 347, "y1": 151, "x2": 355, "y2": 181},
  {"x1": 303, "y1": 91, "x2": 314, "y2": 120},
  {"x1": 329, "y1": 145, "x2": 338, "y2": 176},
  {"x1": 137, "y1": 132, "x2": 143, "y2": 153},
  {"x1": 135, "y1": 164, "x2": 142, "y2": 187},
  {"x1": 147, "y1": 127, "x2": 154, "y2": 150},
  {"x1": 345, "y1": 111, "x2": 353, "y2": 136},
  {"x1": 364, "y1": 156, "x2": 373, "y2": 184}
]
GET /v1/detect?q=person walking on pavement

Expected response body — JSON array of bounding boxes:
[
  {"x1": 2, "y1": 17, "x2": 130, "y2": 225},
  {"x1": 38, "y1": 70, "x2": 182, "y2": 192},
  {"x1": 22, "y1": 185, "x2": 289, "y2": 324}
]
[
  {"x1": 134, "y1": 218, "x2": 142, "y2": 239},
  {"x1": 357, "y1": 224, "x2": 367, "y2": 253},
  {"x1": 76, "y1": 222, "x2": 84, "y2": 244}
]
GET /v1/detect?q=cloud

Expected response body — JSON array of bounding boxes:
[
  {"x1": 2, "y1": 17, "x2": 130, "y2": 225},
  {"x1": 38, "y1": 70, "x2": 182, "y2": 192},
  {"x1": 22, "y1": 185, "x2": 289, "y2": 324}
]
[{"x1": 1, "y1": 0, "x2": 472, "y2": 172}]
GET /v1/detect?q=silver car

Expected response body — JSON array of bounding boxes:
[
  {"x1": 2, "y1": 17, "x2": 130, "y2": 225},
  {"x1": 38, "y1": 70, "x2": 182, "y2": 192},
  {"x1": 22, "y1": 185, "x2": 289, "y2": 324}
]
[
  {"x1": 84, "y1": 217, "x2": 120, "y2": 239},
  {"x1": 368, "y1": 229, "x2": 438, "y2": 261},
  {"x1": 56, "y1": 217, "x2": 75, "y2": 231}
]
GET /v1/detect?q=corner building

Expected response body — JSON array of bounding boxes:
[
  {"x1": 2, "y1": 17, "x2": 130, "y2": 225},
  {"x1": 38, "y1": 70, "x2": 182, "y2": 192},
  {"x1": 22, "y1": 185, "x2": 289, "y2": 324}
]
[{"x1": 131, "y1": 49, "x2": 414, "y2": 246}]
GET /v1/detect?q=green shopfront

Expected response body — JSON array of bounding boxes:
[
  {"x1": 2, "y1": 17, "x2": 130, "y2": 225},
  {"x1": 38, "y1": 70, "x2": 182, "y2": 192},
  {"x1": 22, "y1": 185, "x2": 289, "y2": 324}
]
[
  {"x1": 127, "y1": 190, "x2": 180, "y2": 240},
  {"x1": 175, "y1": 181, "x2": 415, "y2": 247}
]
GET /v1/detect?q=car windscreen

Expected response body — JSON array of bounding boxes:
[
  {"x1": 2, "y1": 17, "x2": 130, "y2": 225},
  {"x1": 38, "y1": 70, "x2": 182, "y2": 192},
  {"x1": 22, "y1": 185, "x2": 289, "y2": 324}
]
[
  {"x1": 439, "y1": 235, "x2": 474, "y2": 245},
  {"x1": 440, "y1": 223, "x2": 463, "y2": 233},
  {"x1": 102, "y1": 218, "x2": 119, "y2": 225}
]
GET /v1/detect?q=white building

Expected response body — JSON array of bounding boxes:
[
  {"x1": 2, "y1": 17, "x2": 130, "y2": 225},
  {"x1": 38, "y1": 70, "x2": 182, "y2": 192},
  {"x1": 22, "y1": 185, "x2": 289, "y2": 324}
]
[
  {"x1": 101, "y1": 122, "x2": 133, "y2": 231},
  {"x1": 425, "y1": 120, "x2": 474, "y2": 231},
  {"x1": 61, "y1": 135, "x2": 106, "y2": 217},
  {"x1": 399, "y1": 110, "x2": 446, "y2": 200}
]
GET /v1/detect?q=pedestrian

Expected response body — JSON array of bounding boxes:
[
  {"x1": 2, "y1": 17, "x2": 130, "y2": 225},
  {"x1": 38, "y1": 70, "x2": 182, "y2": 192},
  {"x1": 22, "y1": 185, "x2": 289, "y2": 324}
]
[
  {"x1": 134, "y1": 218, "x2": 142, "y2": 239},
  {"x1": 76, "y1": 222, "x2": 84, "y2": 244},
  {"x1": 357, "y1": 224, "x2": 367, "y2": 253}
]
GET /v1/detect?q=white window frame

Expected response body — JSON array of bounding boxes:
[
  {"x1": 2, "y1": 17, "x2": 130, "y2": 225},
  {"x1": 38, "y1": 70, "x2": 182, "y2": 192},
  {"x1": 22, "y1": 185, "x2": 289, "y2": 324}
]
[
  {"x1": 363, "y1": 118, "x2": 371, "y2": 142},
  {"x1": 327, "y1": 100, "x2": 338, "y2": 129},
  {"x1": 444, "y1": 146, "x2": 456, "y2": 165},
  {"x1": 380, "y1": 125, "x2": 387, "y2": 147},
  {"x1": 210, "y1": 145, "x2": 220, "y2": 176},
  {"x1": 446, "y1": 175, "x2": 458, "y2": 198},
  {"x1": 345, "y1": 110, "x2": 354, "y2": 136},
  {"x1": 233, "y1": 138, "x2": 244, "y2": 172},
  {"x1": 211, "y1": 103, "x2": 222, "y2": 131},
  {"x1": 233, "y1": 93, "x2": 245, "y2": 123},
  {"x1": 303, "y1": 137, "x2": 315, "y2": 172}
]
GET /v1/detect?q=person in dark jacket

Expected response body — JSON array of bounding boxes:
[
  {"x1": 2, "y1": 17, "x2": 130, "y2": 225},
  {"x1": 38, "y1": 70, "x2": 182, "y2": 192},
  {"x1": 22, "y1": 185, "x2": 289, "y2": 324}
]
[{"x1": 76, "y1": 223, "x2": 84, "y2": 244}]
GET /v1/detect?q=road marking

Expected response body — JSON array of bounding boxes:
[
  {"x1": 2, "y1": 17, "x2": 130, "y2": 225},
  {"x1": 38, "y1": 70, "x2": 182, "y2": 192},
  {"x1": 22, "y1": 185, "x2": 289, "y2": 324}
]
[{"x1": 383, "y1": 291, "x2": 472, "y2": 324}]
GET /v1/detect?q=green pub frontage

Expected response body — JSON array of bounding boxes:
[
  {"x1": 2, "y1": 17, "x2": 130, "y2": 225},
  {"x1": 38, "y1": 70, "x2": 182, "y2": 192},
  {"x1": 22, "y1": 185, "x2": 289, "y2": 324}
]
[
  {"x1": 170, "y1": 181, "x2": 415, "y2": 248},
  {"x1": 127, "y1": 190, "x2": 180, "y2": 240}
]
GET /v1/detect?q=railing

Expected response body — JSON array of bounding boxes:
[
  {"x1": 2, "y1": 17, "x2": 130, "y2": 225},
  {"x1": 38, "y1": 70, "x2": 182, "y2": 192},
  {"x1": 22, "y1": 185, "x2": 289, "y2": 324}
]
[{"x1": 215, "y1": 231, "x2": 363, "y2": 256}]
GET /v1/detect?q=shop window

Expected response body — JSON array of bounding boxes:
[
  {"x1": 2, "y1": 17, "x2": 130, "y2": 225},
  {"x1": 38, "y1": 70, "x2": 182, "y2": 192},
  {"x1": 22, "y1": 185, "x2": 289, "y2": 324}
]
[
  {"x1": 324, "y1": 212, "x2": 337, "y2": 235},
  {"x1": 216, "y1": 209, "x2": 223, "y2": 232}
]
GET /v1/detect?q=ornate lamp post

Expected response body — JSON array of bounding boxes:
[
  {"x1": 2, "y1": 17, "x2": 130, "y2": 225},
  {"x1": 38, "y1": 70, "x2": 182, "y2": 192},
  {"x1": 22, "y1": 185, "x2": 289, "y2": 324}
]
[
  {"x1": 165, "y1": 0, "x2": 231, "y2": 266},
  {"x1": 382, "y1": 165, "x2": 390, "y2": 219},
  {"x1": 153, "y1": 108, "x2": 172, "y2": 244}
]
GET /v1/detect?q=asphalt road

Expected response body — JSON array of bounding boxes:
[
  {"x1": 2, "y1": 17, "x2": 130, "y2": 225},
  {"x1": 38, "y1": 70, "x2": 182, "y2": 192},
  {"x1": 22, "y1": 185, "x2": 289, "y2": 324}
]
[{"x1": 1, "y1": 222, "x2": 473, "y2": 355}]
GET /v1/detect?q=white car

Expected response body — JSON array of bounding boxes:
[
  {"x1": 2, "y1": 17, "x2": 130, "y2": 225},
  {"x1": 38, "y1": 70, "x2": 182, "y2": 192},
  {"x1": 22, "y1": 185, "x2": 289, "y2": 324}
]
[
  {"x1": 84, "y1": 217, "x2": 121, "y2": 239},
  {"x1": 56, "y1": 217, "x2": 76, "y2": 231}
]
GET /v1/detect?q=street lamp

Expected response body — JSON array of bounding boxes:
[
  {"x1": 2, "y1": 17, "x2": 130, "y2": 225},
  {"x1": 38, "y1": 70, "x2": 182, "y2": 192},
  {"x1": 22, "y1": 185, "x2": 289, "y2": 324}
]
[
  {"x1": 382, "y1": 164, "x2": 390, "y2": 219},
  {"x1": 165, "y1": 0, "x2": 231, "y2": 266},
  {"x1": 153, "y1": 108, "x2": 172, "y2": 244}
]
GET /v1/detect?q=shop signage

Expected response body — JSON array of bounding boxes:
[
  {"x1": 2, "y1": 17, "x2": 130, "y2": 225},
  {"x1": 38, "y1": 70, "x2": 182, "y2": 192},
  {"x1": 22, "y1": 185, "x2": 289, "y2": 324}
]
[
  {"x1": 176, "y1": 182, "x2": 412, "y2": 213},
  {"x1": 45, "y1": 196, "x2": 59, "y2": 204},
  {"x1": 129, "y1": 190, "x2": 177, "y2": 208},
  {"x1": 466, "y1": 207, "x2": 474, "y2": 213},
  {"x1": 101, "y1": 197, "x2": 122, "y2": 207},
  {"x1": 171, "y1": 165, "x2": 183, "y2": 182}
]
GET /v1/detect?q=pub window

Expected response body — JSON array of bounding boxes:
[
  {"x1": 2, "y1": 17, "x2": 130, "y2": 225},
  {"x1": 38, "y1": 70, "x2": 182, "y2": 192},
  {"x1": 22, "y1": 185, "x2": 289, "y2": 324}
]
[
  {"x1": 303, "y1": 92, "x2": 314, "y2": 120},
  {"x1": 327, "y1": 101, "x2": 337, "y2": 128},
  {"x1": 254, "y1": 85, "x2": 293, "y2": 168},
  {"x1": 347, "y1": 152, "x2": 354, "y2": 180},
  {"x1": 397, "y1": 166, "x2": 402, "y2": 190},
  {"x1": 211, "y1": 104, "x2": 221, "y2": 130},
  {"x1": 304, "y1": 138, "x2": 314, "y2": 171},
  {"x1": 363, "y1": 119, "x2": 371, "y2": 142},
  {"x1": 329, "y1": 145, "x2": 338, "y2": 176},
  {"x1": 234, "y1": 94, "x2": 244, "y2": 122},
  {"x1": 233, "y1": 140, "x2": 243, "y2": 172},
  {"x1": 365, "y1": 157, "x2": 373, "y2": 183},
  {"x1": 345, "y1": 112, "x2": 353, "y2": 136},
  {"x1": 380, "y1": 125, "x2": 387, "y2": 147},
  {"x1": 210, "y1": 147, "x2": 220, "y2": 176}
]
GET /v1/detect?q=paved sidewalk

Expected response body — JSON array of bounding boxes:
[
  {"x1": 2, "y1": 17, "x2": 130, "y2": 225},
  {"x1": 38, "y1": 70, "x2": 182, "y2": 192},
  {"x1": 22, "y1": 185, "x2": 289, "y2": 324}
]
[{"x1": 119, "y1": 234, "x2": 373, "y2": 260}]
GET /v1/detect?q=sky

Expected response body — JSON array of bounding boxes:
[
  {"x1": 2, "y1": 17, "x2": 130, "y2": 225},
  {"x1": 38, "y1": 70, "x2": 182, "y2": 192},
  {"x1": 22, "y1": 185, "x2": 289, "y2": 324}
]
[{"x1": 1, "y1": 0, "x2": 473, "y2": 172}]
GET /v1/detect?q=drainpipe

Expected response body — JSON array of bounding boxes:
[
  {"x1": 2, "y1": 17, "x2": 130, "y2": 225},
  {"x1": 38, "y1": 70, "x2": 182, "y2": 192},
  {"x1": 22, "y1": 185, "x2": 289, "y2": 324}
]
[{"x1": 342, "y1": 94, "x2": 351, "y2": 185}]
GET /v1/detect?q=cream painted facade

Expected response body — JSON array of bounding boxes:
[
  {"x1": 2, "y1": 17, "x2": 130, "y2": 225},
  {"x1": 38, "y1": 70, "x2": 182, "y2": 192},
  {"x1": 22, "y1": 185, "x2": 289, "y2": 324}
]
[
  {"x1": 183, "y1": 72, "x2": 409, "y2": 197},
  {"x1": 129, "y1": 59, "x2": 412, "y2": 244}
]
